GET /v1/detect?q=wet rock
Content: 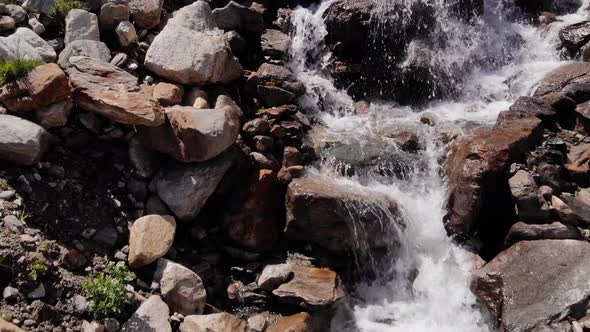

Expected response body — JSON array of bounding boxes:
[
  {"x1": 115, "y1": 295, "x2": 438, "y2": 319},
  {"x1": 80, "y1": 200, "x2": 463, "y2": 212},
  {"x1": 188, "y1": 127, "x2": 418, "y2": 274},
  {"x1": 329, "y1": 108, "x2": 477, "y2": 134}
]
[
  {"x1": 266, "y1": 313, "x2": 312, "y2": 332},
  {"x1": 58, "y1": 40, "x2": 112, "y2": 67},
  {"x1": 242, "y1": 118, "x2": 271, "y2": 138},
  {"x1": 0, "y1": 63, "x2": 70, "y2": 113},
  {"x1": 258, "y1": 85, "x2": 296, "y2": 107},
  {"x1": 180, "y1": 313, "x2": 246, "y2": 332},
  {"x1": 250, "y1": 152, "x2": 280, "y2": 171},
  {"x1": 283, "y1": 146, "x2": 303, "y2": 167},
  {"x1": 64, "y1": 9, "x2": 100, "y2": 45},
  {"x1": 471, "y1": 240, "x2": 590, "y2": 332},
  {"x1": 256, "y1": 63, "x2": 305, "y2": 96},
  {"x1": 115, "y1": 21, "x2": 136, "y2": 47},
  {"x1": 154, "y1": 258, "x2": 207, "y2": 315},
  {"x1": 252, "y1": 135, "x2": 273, "y2": 152},
  {"x1": 261, "y1": 29, "x2": 290, "y2": 59},
  {"x1": 212, "y1": 1, "x2": 264, "y2": 33},
  {"x1": 559, "y1": 21, "x2": 590, "y2": 55},
  {"x1": 0, "y1": 115, "x2": 50, "y2": 165},
  {"x1": 34, "y1": 99, "x2": 73, "y2": 128},
  {"x1": 534, "y1": 61, "x2": 590, "y2": 105},
  {"x1": 140, "y1": 96, "x2": 240, "y2": 162},
  {"x1": 129, "y1": 0, "x2": 163, "y2": 29},
  {"x1": 504, "y1": 221, "x2": 582, "y2": 246},
  {"x1": 285, "y1": 175, "x2": 404, "y2": 252},
  {"x1": 144, "y1": 1, "x2": 243, "y2": 85},
  {"x1": 128, "y1": 215, "x2": 176, "y2": 268},
  {"x1": 509, "y1": 96, "x2": 556, "y2": 119},
  {"x1": 153, "y1": 83, "x2": 183, "y2": 107},
  {"x1": 66, "y1": 56, "x2": 165, "y2": 126},
  {"x1": 257, "y1": 263, "x2": 293, "y2": 290},
  {"x1": 508, "y1": 170, "x2": 550, "y2": 222},
  {"x1": 121, "y1": 295, "x2": 171, "y2": 332}
]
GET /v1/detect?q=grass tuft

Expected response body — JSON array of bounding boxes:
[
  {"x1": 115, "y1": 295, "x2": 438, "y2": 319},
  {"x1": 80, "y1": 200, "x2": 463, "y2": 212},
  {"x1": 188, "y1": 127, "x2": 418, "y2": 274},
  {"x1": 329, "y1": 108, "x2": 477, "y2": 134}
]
[{"x1": 0, "y1": 58, "x2": 42, "y2": 85}]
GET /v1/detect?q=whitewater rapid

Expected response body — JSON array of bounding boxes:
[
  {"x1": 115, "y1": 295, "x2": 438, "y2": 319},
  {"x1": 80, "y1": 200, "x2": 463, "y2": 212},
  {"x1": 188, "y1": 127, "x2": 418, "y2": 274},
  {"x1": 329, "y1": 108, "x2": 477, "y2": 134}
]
[{"x1": 288, "y1": 1, "x2": 590, "y2": 331}]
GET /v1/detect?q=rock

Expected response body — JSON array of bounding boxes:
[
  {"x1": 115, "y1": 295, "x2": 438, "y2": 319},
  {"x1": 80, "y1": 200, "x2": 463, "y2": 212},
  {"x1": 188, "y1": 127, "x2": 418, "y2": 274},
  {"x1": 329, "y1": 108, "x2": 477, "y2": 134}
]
[
  {"x1": 5, "y1": 5, "x2": 26, "y2": 23},
  {"x1": 28, "y1": 17, "x2": 45, "y2": 36},
  {"x1": 184, "y1": 87, "x2": 209, "y2": 108},
  {"x1": 153, "y1": 83, "x2": 183, "y2": 107},
  {"x1": 141, "y1": 97, "x2": 240, "y2": 162},
  {"x1": 115, "y1": 21, "x2": 136, "y2": 47},
  {"x1": 66, "y1": 56, "x2": 165, "y2": 126},
  {"x1": 445, "y1": 110, "x2": 543, "y2": 246},
  {"x1": 82, "y1": 321, "x2": 104, "y2": 332},
  {"x1": 258, "y1": 85, "x2": 296, "y2": 107},
  {"x1": 128, "y1": 0, "x2": 163, "y2": 29},
  {"x1": 223, "y1": 169, "x2": 282, "y2": 250},
  {"x1": 508, "y1": 170, "x2": 550, "y2": 222},
  {"x1": 60, "y1": 247, "x2": 87, "y2": 270},
  {"x1": 0, "y1": 63, "x2": 70, "y2": 113},
  {"x1": 100, "y1": 0, "x2": 129, "y2": 31},
  {"x1": 110, "y1": 52, "x2": 127, "y2": 67},
  {"x1": 212, "y1": 1, "x2": 264, "y2": 33},
  {"x1": 225, "y1": 30, "x2": 247, "y2": 55},
  {"x1": 0, "y1": 16, "x2": 14, "y2": 32},
  {"x1": 285, "y1": 175, "x2": 404, "y2": 252},
  {"x1": 3, "y1": 215, "x2": 24, "y2": 233},
  {"x1": 0, "y1": 33, "x2": 42, "y2": 61},
  {"x1": 121, "y1": 295, "x2": 171, "y2": 332},
  {"x1": 242, "y1": 118, "x2": 270, "y2": 138},
  {"x1": 534, "y1": 62, "x2": 590, "y2": 105},
  {"x1": 562, "y1": 190, "x2": 590, "y2": 226},
  {"x1": 11, "y1": 28, "x2": 56, "y2": 62},
  {"x1": 0, "y1": 318, "x2": 25, "y2": 332},
  {"x1": 58, "y1": 39, "x2": 111, "y2": 67},
  {"x1": 257, "y1": 263, "x2": 293, "y2": 290},
  {"x1": 559, "y1": 21, "x2": 590, "y2": 55},
  {"x1": 0, "y1": 115, "x2": 50, "y2": 165},
  {"x1": 509, "y1": 96, "x2": 556, "y2": 119},
  {"x1": 64, "y1": 9, "x2": 100, "y2": 46},
  {"x1": 261, "y1": 29, "x2": 290, "y2": 59},
  {"x1": 250, "y1": 152, "x2": 280, "y2": 171},
  {"x1": 471, "y1": 240, "x2": 590, "y2": 332},
  {"x1": 144, "y1": 1, "x2": 243, "y2": 85},
  {"x1": 252, "y1": 135, "x2": 273, "y2": 152},
  {"x1": 152, "y1": 150, "x2": 235, "y2": 221},
  {"x1": 272, "y1": 265, "x2": 345, "y2": 310},
  {"x1": 128, "y1": 215, "x2": 176, "y2": 268},
  {"x1": 181, "y1": 313, "x2": 246, "y2": 332},
  {"x1": 256, "y1": 63, "x2": 305, "y2": 96},
  {"x1": 93, "y1": 226, "x2": 119, "y2": 247},
  {"x1": 28, "y1": 283, "x2": 45, "y2": 299},
  {"x1": 266, "y1": 313, "x2": 312, "y2": 332},
  {"x1": 154, "y1": 258, "x2": 207, "y2": 315},
  {"x1": 504, "y1": 221, "x2": 582, "y2": 245},
  {"x1": 22, "y1": 0, "x2": 54, "y2": 15},
  {"x1": 566, "y1": 143, "x2": 590, "y2": 179},
  {"x1": 3, "y1": 286, "x2": 19, "y2": 302},
  {"x1": 34, "y1": 98, "x2": 73, "y2": 128},
  {"x1": 550, "y1": 195, "x2": 578, "y2": 225},
  {"x1": 128, "y1": 136, "x2": 158, "y2": 178},
  {"x1": 283, "y1": 146, "x2": 302, "y2": 167},
  {"x1": 71, "y1": 295, "x2": 89, "y2": 314}
]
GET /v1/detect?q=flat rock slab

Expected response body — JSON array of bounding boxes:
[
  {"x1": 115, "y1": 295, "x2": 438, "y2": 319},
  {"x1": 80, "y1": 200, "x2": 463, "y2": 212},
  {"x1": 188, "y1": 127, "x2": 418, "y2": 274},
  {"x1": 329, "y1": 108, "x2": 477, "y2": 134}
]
[{"x1": 472, "y1": 240, "x2": 590, "y2": 332}]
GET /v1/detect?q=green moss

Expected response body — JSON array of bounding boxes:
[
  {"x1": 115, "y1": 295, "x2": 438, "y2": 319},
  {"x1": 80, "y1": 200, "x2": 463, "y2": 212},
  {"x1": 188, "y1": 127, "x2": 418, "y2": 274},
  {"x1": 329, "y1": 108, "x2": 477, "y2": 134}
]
[
  {"x1": 0, "y1": 58, "x2": 42, "y2": 85},
  {"x1": 82, "y1": 262, "x2": 136, "y2": 319}
]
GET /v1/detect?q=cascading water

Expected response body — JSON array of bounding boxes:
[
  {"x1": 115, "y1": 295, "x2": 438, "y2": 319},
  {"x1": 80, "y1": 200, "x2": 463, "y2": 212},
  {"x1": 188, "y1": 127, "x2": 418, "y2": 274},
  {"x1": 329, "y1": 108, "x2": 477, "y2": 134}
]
[{"x1": 289, "y1": 0, "x2": 590, "y2": 331}]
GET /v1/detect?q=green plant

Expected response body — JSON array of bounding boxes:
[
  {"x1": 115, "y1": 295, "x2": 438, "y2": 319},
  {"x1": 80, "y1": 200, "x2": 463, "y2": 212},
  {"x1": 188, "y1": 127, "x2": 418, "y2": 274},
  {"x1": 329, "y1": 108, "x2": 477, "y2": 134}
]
[
  {"x1": 82, "y1": 262, "x2": 136, "y2": 319},
  {"x1": 0, "y1": 57, "x2": 42, "y2": 85},
  {"x1": 256, "y1": 107, "x2": 268, "y2": 114},
  {"x1": 17, "y1": 211, "x2": 28, "y2": 223},
  {"x1": 28, "y1": 259, "x2": 47, "y2": 281},
  {"x1": 0, "y1": 179, "x2": 10, "y2": 189}
]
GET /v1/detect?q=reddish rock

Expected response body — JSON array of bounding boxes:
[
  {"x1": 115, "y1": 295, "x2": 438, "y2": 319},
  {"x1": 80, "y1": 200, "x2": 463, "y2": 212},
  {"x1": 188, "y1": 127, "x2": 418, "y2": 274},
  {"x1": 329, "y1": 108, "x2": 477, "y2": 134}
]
[
  {"x1": 534, "y1": 62, "x2": 590, "y2": 105},
  {"x1": 266, "y1": 313, "x2": 313, "y2": 332},
  {"x1": 242, "y1": 118, "x2": 270, "y2": 138},
  {"x1": 283, "y1": 146, "x2": 302, "y2": 167},
  {"x1": 153, "y1": 82, "x2": 184, "y2": 106},
  {"x1": 0, "y1": 63, "x2": 70, "y2": 113},
  {"x1": 128, "y1": 215, "x2": 176, "y2": 268}
]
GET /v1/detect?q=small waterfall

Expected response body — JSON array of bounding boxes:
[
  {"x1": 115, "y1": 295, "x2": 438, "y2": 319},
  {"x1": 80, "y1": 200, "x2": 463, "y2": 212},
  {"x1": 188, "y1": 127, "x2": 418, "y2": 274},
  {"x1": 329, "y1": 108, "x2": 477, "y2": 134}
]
[{"x1": 288, "y1": 0, "x2": 590, "y2": 331}]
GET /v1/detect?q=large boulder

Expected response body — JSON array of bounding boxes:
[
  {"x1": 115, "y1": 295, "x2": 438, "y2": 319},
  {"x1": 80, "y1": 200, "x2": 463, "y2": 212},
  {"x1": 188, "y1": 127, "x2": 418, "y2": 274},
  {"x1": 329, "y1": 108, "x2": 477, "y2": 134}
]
[
  {"x1": 121, "y1": 295, "x2": 172, "y2": 332},
  {"x1": 180, "y1": 313, "x2": 246, "y2": 332},
  {"x1": 0, "y1": 63, "x2": 70, "y2": 113},
  {"x1": 508, "y1": 170, "x2": 550, "y2": 222},
  {"x1": 11, "y1": 28, "x2": 56, "y2": 62},
  {"x1": 64, "y1": 9, "x2": 100, "y2": 45},
  {"x1": 534, "y1": 62, "x2": 590, "y2": 106},
  {"x1": 445, "y1": 110, "x2": 543, "y2": 250},
  {"x1": 559, "y1": 21, "x2": 590, "y2": 55},
  {"x1": 0, "y1": 115, "x2": 50, "y2": 165},
  {"x1": 472, "y1": 240, "x2": 590, "y2": 331},
  {"x1": 154, "y1": 259, "x2": 207, "y2": 316},
  {"x1": 144, "y1": 1, "x2": 243, "y2": 85},
  {"x1": 140, "y1": 95, "x2": 240, "y2": 162},
  {"x1": 211, "y1": 1, "x2": 264, "y2": 33},
  {"x1": 285, "y1": 175, "x2": 404, "y2": 252},
  {"x1": 128, "y1": 0, "x2": 163, "y2": 29},
  {"x1": 152, "y1": 150, "x2": 235, "y2": 221},
  {"x1": 65, "y1": 56, "x2": 164, "y2": 126},
  {"x1": 128, "y1": 215, "x2": 176, "y2": 268},
  {"x1": 504, "y1": 221, "x2": 582, "y2": 246},
  {"x1": 57, "y1": 40, "x2": 111, "y2": 67}
]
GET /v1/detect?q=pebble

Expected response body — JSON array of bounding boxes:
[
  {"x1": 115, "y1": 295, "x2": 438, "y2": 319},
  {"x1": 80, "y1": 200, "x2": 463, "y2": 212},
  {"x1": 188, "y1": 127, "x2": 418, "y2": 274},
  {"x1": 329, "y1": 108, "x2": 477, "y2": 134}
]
[
  {"x1": 24, "y1": 319, "x2": 36, "y2": 326},
  {"x1": 27, "y1": 283, "x2": 45, "y2": 299},
  {"x1": 3, "y1": 286, "x2": 19, "y2": 301}
]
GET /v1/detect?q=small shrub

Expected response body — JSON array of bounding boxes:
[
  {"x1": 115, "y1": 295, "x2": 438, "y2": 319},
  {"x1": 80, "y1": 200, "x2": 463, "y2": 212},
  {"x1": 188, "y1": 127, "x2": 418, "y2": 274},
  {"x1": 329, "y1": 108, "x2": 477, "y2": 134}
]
[
  {"x1": 0, "y1": 58, "x2": 42, "y2": 85},
  {"x1": 82, "y1": 262, "x2": 136, "y2": 319},
  {"x1": 28, "y1": 259, "x2": 47, "y2": 281}
]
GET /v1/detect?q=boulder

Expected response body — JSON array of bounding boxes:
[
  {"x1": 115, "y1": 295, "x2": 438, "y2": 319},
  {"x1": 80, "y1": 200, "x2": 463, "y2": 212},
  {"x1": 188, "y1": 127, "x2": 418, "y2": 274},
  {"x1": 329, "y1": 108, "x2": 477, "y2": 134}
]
[
  {"x1": 99, "y1": 0, "x2": 129, "y2": 31},
  {"x1": 272, "y1": 265, "x2": 345, "y2": 310},
  {"x1": 285, "y1": 175, "x2": 404, "y2": 252},
  {"x1": 0, "y1": 318, "x2": 25, "y2": 332},
  {"x1": 257, "y1": 85, "x2": 295, "y2": 107},
  {"x1": 0, "y1": 63, "x2": 70, "y2": 113},
  {"x1": 153, "y1": 83, "x2": 183, "y2": 106},
  {"x1": 140, "y1": 96, "x2": 240, "y2": 162},
  {"x1": 4, "y1": 5, "x2": 26, "y2": 24},
  {"x1": 508, "y1": 170, "x2": 550, "y2": 222},
  {"x1": 0, "y1": 115, "x2": 50, "y2": 165},
  {"x1": 562, "y1": 190, "x2": 590, "y2": 226},
  {"x1": 128, "y1": 0, "x2": 163, "y2": 29},
  {"x1": 64, "y1": 9, "x2": 100, "y2": 46},
  {"x1": 508, "y1": 96, "x2": 556, "y2": 119},
  {"x1": 58, "y1": 39, "x2": 111, "y2": 67},
  {"x1": 152, "y1": 150, "x2": 235, "y2": 221},
  {"x1": 128, "y1": 215, "x2": 176, "y2": 268},
  {"x1": 257, "y1": 263, "x2": 293, "y2": 290},
  {"x1": 256, "y1": 63, "x2": 305, "y2": 96},
  {"x1": 559, "y1": 21, "x2": 590, "y2": 54},
  {"x1": 11, "y1": 28, "x2": 56, "y2": 62},
  {"x1": 266, "y1": 313, "x2": 312, "y2": 332},
  {"x1": 22, "y1": 0, "x2": 54, "y2": 15},
  {"x1": 0, "y1": 16, "x2": 15, "y2": 32},
  {"x1": 180, "y1": 313, "x2": 246, "y2": 332},
  {"x1": 504, "y1": 221, "x2": 582, "y2": 246},
  {"x1": 261, "y1": 29, "x2": 290, "y2": 59},
  {"x1": 115, "y1": 21, "x2": 136, "y2": 47},
  {"x1": 154, "y1": 259, "x2": 207, "y2": 316},
  {"x1": 65, "y1": 56, "x2": 164, "y2": 126},
  {"x1": 211, "y1": 1, "x2": 264, "y2": 33},
  {"x1": 534, "y1": 62, "x2": 590, "y2": 105},
  {"x1": 472, "y1": 240, "x2": 590, "y2": 331},
  {"x1": 121, "y1": 295, "x2": 171, "y2": 332},
  {"x1": 34, "y1": 98, "x2": 73, "y2": 128},
  {"x1": 144, "y1": 1, "x2": 243, "y2": 85}
]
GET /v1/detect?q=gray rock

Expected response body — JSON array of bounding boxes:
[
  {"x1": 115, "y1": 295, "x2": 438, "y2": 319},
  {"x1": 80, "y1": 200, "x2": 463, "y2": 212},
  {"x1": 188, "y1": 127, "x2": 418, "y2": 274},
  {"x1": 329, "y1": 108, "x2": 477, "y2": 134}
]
[
  {"x1": 152, "y1": 150, "x2": 235, "y2": 221},
  {"x1": 28, "y1": 283, "x2": 45, "y2": 299},
  {"x1": 144, "y1": 1, "x2": 243, "y2": 85},
  {"x1": 121, "y1": 295, "x2": 171, "y2": 332},
  {"x1": 257, "y1": 263, "x2": 293, "y2": 290},
  {"x1": 508, "y1": 170, "x2": 550, "y2": 222},
  {"x1": 225, "y1": 30, "x2": 247, "y2": 55},
  {"x1": 7, "y1": 28, "x2": 55, "y2": 62},
  {"x1": 0, "y1": 16, "x2": 15, "y2": 32},
  {"x1": 181, "y1": 313, "x2": 246, "y2": 332},
  {"x1": 110, "y1": 52, "x2": 128, "y2": 67},
  {"x1": 0, "y1": 115, "x2": 50, "y2": 165},
  {"x1": 58, "y1": 40, "x2": 111, "y2": 67},
  {"x1": 28, "y1": 17, "x2": 45, "y2": 35},
  {"x1": 256, "y1": 63, "x2": 305, "y2": 96},
  {"x1": 64, "y1": 9, "x2": 100, "y2": 46},
  {"x1": 22, "y1": 0, "x2": 55, "y2": 15},
  {"x1": 99, "y1": 0, "x2": 129, "y2": 31},
  {"x1": 504, "y1": 221, "x2": 582, "y2": 246},
  {"x1": 5, "y1": 5, "x2": 26, "y2": 24},
  {"x1": 3, "y1": 286, "x2": 19, "y2": 302},
  {"x1": 212, "y1": 1, "x2": 264, "y2": 33},
  {"x1": 34, "y1": 99, "x2": 73, "y2": 128},
  {"x1": 128, "y1": 136, "x2": 158, "y2": 178},
  {"x1": 261, "y1": 29, "x2": 290, "y2": 58},
  {"x1": 71, "y1": 295, "x2": 89, "y2": 314},
  {"x1": 0, "y1": 32, "x2": 44, "y2": 62},
  {"x1": 128, "y1": 0, "x2": 163, "y2": 29},
  {"x1": 115, "y1": 20, "x2": 136, "y2": 46},
  {"x1": 154, "y1": 259, "x2": 207, "y2": 315},
  {"x1": 93, "y1": 226, "x2": 119, "y2": 248},
  {"x1": 3, "y1": 215, "x2": 24, "y2": 234}
]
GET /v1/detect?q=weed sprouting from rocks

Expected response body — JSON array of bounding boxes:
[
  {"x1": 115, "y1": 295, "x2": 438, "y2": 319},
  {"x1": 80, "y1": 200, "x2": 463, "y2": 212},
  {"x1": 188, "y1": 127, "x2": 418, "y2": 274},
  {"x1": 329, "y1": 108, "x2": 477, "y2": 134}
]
[{"x1": 82, "y1": 262, "x2": 136, "y2": 319}]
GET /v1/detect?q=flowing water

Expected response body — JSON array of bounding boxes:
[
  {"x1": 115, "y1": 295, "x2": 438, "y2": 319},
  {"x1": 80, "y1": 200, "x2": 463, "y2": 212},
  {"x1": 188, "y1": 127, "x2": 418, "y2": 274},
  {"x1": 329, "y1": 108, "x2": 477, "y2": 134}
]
[{"x1": 288, "y1": 1, "x2": 590, "y2": 331}]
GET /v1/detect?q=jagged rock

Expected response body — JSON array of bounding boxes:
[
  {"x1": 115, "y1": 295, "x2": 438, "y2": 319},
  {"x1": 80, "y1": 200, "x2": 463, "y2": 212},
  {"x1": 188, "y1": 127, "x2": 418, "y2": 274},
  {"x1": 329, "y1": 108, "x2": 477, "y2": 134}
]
[
  {"x1": 261, "y1": 29, "x2": 290, "y2": 58},
  {"x1": 152, "y1": 150, "x2": 235, "y2": 221},
  {"x1": 534, "y1": 62, "x2": 590, "y2": 106},
  {"x1": 471, "y1": 240, "x2": 590, "y2": 332},
  {"x1": 140, "y1": 96, "x2": 240, "y2": 162},
  {"x1": 242, "y1": 118, "x2": 270, "y2": 138},
  {"x1": 256, "y1": 63, "x2": 305, "y2": 96},
  {"x1": 0, "y1": 16, "x2": 15, "y2": 32},
  {"x1": 0, "y1": 63, "x2": 70, "y2": 113},
  {"x1": 212, "y1": 1, "x2": 264, "y2": 33},
  {"x1": 504, "y1": 221, "x2": 582, "y2": 245},
  {"x1": 257, "y1": 263, "x2": 293, "y2": 290},
  {"x1": 115, "y1": 21, "x2": 136, "y2": 47},
  {"x1": 252, "y1": 135, "x2": 273, "y2": 152},
  {"x1": 272, "y1": 265, "x2": 345, "y2": 310},
  {"x1": 181, "y1": 313, "x2": 246, "y2": 332},
  {"x1": 66, "y1": 56, "x2": 164, "y2": 126},
  {"x1": 266, "y1": 313, "x2": 312, "y2": 332},
  {"x1": 285, "y1": 175, "x2": 404, "y2": 252},
  {"x1": 565, "y1": 143, "x2": 590, "y2": 179},
  {"x1": 508, "y1": 170, "x2": 550, "y2": 222},
  {"x1": 509, "y1": 96, "x2": 556, "y2": 118},
  {"x1": 122, "y1": 295, "x2": 171, "y2": 332},
  {"x1": 64, "y1": 9, "x2": 100, "y2": 46},
  {"x1": 559, "y1": 21, "x2": 590, "y2": 55},
  {"x1": 153, "y1": 83, "x2": 183, "y2": 106},
  {"x1": 100, "y1": 0, "x2": 129, "y2": 30},
  {"x1": 58, "y1": 40, "x2": 111, "y2": 67},
  {"x1": 283, "y1": 146, "x2": 302, "y2": 167},
  {"x1": 154, "y1": 258, "x2": 207, "y2": 315},
  {"x1": 34, "y1": 98, "x2": 73, "y2": 128},
  {"x1": 128, "y1": 215, "x2": 176, "y2": 268},
  {"x1": 128, "y1": 0, "x2": 163, "y2": 29},
  {"x1": 144, "y1": 1, "x2": 243, "y2": 85},
  {"x1": 28, "y1": 17, "x2": 45, "y2": 35},
  {"x1": 22, "y1": 0, "x2": 54, "y2": 15},
  {"x1": 250, "y1": 151, "x2": 280, "y2": 171},
  {"x1": 12, "y1": 28, "x2": 56, "y2": 62}
]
